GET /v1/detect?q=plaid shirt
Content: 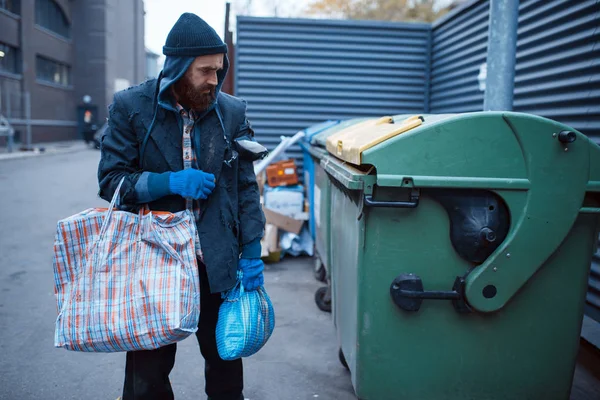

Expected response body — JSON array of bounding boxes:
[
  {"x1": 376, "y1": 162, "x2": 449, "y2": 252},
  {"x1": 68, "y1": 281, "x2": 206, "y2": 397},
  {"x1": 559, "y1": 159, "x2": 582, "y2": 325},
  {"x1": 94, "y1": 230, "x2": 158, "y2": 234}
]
[
  {"x1": 175, "y1": 103, "x2": 204, "y2": 260},
  {"x1": 175, "y1": 103, "x2": 202, "y2": 222}
]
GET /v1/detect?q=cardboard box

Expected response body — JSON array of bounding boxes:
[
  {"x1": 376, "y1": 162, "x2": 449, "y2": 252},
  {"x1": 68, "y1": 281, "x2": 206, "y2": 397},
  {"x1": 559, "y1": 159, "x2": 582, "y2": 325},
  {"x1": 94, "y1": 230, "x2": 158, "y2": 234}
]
[
  {"x1": 264, "y1": 224, "x2": 279, "y2": 252},
  {"x1": 262, "y1": 249, "x2": 282, "y2": 263},
  {"x1": 260, "y1": 223, "x2": 282, "y2": 263},
  {"x1": 256, "y1": 170, "x2": 266, "y2": 196},
  {"x1": 264, "y1": 185, "x2": 304, "y2": 217},
  {"x1": 260, "y1": 239, "x2": 270, "y2": 258},
  {"x1": 263, "y1": 207, "x2": 304, "y2": 235},
  {"x1": 266, "y1": 159, "x2": 299, "y2": 187}
]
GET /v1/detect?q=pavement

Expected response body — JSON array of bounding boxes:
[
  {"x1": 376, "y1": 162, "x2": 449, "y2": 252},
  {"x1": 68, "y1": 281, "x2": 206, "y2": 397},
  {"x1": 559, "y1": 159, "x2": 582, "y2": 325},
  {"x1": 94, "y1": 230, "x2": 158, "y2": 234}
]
[
  {"x1": 0, "y1": 148, "x2": 355, "y2": 400},
  {"x1": 0, "y1": 140, "x2": 90, "y2": 161}
]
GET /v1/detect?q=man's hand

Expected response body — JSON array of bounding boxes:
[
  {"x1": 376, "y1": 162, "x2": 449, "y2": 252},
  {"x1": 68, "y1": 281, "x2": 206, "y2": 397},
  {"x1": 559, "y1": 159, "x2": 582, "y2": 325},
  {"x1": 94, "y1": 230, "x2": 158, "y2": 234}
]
[
  {"x1": 169, "y1": 169, "x2": 216, "y2": 199},
  {"x1": 238, "y1": 258, "x2": 264, "y2": 291}
]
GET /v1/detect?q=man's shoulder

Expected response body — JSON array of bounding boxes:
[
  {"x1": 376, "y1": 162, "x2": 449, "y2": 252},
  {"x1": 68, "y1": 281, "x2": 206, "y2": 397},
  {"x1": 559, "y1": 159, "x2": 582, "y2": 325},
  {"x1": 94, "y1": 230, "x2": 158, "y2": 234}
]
[
  {"x1": 218, "y1": 92, "x2": 247, "y2": 116},
  {"x1": 114, "y1": 79, "x2": 157, "y2": 106}
]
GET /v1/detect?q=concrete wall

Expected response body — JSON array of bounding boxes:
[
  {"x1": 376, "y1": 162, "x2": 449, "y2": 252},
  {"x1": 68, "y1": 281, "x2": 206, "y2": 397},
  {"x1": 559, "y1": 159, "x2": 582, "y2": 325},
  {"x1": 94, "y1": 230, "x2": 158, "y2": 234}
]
[
  {"x1": 1, "y1": 0, "x2": 146, "y2": 142},
  {"x1": 105, "y1": 0, "x2": 146, "y2": 115},
  {"x1": 72, "y1": 0, "x2": 108, "y2": 123},
  {"x1": 28, "y1": 0, "x2": 75, "y2": 122},
  {"x1": 72, "y1": 0, "x2": 145, "y2": 124},
  {"x1": 0, "y1": 10, "x2": 20, "y2": 47}
]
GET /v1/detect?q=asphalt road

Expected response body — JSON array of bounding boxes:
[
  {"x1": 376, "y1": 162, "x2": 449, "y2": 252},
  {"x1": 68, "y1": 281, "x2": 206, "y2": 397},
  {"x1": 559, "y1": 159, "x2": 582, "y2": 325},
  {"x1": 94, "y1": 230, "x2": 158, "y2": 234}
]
[{"x1": 0, "y1": 149, "x2": 355, "y2": 400}]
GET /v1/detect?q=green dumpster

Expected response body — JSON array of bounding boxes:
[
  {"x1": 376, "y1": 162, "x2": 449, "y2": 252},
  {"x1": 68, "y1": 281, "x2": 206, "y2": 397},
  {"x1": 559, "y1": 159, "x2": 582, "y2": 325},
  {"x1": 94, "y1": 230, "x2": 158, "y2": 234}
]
[
  {"x1": 308, "y1": 118, "x2": 369, "y2": 311},
  {"x1": 322, "y1": 112, "x2": 600, "y2": 400}
]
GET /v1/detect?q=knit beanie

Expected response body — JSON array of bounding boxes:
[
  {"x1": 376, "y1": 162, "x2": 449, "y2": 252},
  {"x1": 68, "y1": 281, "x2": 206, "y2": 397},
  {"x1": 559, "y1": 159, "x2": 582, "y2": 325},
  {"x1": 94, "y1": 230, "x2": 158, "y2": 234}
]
[{"x1": 163, "y1": 13, "x2": 227, "y2": 57}]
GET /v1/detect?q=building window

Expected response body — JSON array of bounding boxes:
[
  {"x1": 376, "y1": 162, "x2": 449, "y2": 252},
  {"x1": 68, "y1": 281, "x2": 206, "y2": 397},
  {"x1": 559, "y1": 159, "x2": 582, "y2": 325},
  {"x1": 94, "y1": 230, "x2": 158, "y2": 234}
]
[
  {"x1": 0, "y1": 43, "x2": 20, "y2": 74},
  {"x1": 36, "y1": 56, "x2": 71, "y2": 86},
  {"x1": 35, "y1": 0, "x2": 70, "y2": 39},
  {"x1": 0, "y1": 0, "x2": 20, "y2": 15}
]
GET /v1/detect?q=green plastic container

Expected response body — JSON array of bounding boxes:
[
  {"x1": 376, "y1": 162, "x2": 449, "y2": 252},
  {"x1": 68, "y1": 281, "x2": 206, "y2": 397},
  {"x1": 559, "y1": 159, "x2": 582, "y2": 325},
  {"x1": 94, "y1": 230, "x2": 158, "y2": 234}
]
[
  {"x1": 311, "y1": 119, "x2": 368, "y2": 273},
  {"x1": 323, "y1": 112, "x2": 600, "y2": 400},
  {"x1": 308, "y1": 119, "x2": 368, "y2": 311}
]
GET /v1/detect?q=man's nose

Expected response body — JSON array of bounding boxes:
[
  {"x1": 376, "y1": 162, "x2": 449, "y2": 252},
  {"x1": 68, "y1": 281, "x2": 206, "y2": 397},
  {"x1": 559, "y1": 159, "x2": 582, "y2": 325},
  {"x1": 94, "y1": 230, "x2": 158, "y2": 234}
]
[{"x1": 207, "y1": 71, "x2": 218, "y2": 86}]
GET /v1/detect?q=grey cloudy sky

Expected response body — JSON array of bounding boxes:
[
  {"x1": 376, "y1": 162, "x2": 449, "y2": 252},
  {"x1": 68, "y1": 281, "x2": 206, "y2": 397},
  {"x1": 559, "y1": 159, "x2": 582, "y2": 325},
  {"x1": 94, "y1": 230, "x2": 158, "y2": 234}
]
[
  {"x1": 144, "y1": 0, "x2": 455, "y2": 60},
  {"x1": 144, "y1": 0, "x2": 312, "y2": 58},
  {"x1": 144, "y1": 0, "x2": 227, "y2": 56}
]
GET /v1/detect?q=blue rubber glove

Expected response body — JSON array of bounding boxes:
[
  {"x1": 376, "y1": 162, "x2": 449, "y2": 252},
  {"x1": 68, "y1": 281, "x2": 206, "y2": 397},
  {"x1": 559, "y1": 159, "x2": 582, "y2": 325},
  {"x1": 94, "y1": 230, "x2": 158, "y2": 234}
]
[
  {"x1": 238, "y1": 258, "x2": 264, "y2": 291},
  {"x1": 169, "y1": 169, "x2": 216, "y2": 199}
]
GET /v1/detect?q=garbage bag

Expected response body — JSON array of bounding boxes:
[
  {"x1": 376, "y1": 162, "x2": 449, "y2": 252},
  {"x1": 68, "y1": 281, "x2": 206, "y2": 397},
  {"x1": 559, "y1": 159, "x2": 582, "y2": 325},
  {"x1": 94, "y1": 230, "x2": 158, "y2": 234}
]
[
  {"x1": 280, "y1": 225, "x2": 314, "y2": 257},
  {"x1": 216, "y1": 272, "x2": 275, "y2": 360}
]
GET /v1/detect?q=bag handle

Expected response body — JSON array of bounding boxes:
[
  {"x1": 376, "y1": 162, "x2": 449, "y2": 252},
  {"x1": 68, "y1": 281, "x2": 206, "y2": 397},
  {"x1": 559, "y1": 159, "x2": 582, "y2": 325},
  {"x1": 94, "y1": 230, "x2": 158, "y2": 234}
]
[
  {"x1": 97, "y1": 177, "x2": 147, "y2": 242},
  {"x1": 222, "y1": 270, "x2": 245, "y2": 302},
  {"x1": 90, "y1": 177, "x2": 146, "y2": 274}
]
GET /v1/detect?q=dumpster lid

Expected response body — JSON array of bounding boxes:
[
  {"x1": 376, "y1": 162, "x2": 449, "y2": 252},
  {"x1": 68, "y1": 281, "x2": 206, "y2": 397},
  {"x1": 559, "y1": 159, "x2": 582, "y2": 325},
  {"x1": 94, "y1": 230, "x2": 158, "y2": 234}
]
[
  {"x1": 325, "y1": 115, "x2": 423, "y2": 165},
  {"x1": 302, "y1": 120, "x2": 340, "y2": 143},
  {"x1": 311, "y1": 118, "x2": 369, "y2": 147}
]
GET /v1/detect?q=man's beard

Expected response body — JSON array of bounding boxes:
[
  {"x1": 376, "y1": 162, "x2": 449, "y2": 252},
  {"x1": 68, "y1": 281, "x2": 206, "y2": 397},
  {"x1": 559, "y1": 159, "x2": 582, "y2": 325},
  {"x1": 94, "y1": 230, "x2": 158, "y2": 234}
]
[{"x1": 173, "y1": 75, "x2": 216, "y2": 112}]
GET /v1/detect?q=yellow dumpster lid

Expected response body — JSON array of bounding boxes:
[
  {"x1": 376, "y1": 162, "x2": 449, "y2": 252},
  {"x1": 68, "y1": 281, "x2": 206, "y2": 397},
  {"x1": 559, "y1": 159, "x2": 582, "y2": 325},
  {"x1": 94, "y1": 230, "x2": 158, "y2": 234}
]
[{"x1": 325, "y1": 115, "x2": 423, "y2": 165}]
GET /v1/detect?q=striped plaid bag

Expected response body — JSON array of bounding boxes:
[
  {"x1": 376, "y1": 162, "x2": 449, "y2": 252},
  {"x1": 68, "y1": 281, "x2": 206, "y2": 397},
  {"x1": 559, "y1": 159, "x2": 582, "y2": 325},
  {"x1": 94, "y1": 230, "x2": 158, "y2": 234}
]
[{"x1": 53, "y1": 178, "x2": 201, "y2": 352}]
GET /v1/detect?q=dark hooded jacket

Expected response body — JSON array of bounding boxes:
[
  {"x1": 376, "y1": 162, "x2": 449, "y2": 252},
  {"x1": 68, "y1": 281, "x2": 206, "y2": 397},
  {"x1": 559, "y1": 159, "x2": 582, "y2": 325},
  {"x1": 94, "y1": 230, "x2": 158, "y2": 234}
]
[{"x1": 97, "y1": 53, "x2": 265, "y2": 293}]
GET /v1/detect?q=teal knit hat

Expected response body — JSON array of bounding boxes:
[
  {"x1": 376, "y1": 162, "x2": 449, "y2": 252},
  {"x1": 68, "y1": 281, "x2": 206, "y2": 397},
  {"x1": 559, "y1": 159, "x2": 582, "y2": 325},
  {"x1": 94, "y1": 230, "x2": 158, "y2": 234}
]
[{"x1": 163, "y1": 13, "x2": 227, "y2": 57}]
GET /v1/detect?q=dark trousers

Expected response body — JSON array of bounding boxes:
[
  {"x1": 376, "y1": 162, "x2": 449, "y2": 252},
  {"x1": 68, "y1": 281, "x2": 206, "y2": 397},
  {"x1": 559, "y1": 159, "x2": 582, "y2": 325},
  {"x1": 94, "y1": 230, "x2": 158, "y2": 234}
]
[{"x1": 122, "y1": 262, "x2": 243, "y2": 400}]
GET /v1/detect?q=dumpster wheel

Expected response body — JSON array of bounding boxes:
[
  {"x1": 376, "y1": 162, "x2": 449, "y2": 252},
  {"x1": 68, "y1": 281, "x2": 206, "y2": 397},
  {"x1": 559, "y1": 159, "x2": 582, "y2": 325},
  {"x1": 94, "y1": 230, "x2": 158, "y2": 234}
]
[
  {"x1": 315, "y1": 264, "x2": 327, "y2": 282},
  {"x1": 338, "y1": 348, "x2": 349, "y2": 371},
  {"x1": 314, "y1": 258, "x2": 327, "y2": 282},
  {"x1": 315, "y1": 286, "x2": 331, "y2": 312}
]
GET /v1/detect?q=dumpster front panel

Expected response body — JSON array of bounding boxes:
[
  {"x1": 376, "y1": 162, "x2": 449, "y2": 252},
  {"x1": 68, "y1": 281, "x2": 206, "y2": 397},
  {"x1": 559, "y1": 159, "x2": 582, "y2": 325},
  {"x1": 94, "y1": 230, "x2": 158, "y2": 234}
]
[
  {"x1": 340, "y1": 193, "x2": 598, "y2": 400},
  {"x1": 330, "y1": 181, "x2": 365, "y2": 387},
  {"x1": 302, "y1": 147, "x2": 317, "y2": 239},
  {"x1": 314, "y1": 161, "x2": 331, "y2": 273}
]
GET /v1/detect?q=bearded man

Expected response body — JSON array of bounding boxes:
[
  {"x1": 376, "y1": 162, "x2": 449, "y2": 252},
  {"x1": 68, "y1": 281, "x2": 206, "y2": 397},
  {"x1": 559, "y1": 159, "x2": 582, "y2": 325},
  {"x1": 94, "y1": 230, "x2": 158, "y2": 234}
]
[{"x1": 98, "y1": 12, "x2": 266, "y2": 400}]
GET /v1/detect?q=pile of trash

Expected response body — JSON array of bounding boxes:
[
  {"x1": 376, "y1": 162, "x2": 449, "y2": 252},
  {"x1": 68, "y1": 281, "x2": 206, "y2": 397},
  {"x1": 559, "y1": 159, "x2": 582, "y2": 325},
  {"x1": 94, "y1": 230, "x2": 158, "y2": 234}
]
[
  {"x1": 257, "y1": 157, "x2": 313, "y2": 262},
  {"x1": 254, "y1": 131, "x2": 314, "y2": 262}
]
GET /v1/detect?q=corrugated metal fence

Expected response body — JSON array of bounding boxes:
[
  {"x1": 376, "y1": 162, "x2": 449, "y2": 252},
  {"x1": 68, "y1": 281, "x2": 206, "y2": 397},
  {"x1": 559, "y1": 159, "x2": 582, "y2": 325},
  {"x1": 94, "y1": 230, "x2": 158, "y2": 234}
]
[
  {"x1": 514, "y1": 0, "x2": 599, "y2": 144},
  {"x1": 430, "y1": 0, "x2": 599, "y2": 144},
  {"x1": 590, "y1": 237, "x2": 600, "y2": 322},
  {"x1": 429, "y1": 0, "x2": 489, "y2": 113},
  {"x1": 235, "y1": 17, "x2": 430, "y2": 163}
]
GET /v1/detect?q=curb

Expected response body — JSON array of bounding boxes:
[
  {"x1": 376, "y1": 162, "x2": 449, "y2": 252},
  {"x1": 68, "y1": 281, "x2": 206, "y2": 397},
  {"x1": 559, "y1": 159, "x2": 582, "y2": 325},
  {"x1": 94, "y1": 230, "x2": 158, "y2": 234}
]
[{"x1": 0, "y1": 141, "x2": 93, "y2": 161}]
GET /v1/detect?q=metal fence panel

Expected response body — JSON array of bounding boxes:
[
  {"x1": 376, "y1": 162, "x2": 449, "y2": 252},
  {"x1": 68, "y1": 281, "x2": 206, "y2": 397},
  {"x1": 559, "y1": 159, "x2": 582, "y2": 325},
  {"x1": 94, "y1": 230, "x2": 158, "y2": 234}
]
[
  {"x1": 514, "y1": 0, "x2": 600, "y2": 145},
  {"x1": 430, "y1": 0, "x2": 600, "y2": 145},
  {"x1": 236, "y1": 16, "x2": 430, "y2": 164},
  {"x1": 588, "y1": 237, "x2": 600, "y2": 323},
  {"x1": 430, "y1": 0, "x2": 489, "y2": 113}
]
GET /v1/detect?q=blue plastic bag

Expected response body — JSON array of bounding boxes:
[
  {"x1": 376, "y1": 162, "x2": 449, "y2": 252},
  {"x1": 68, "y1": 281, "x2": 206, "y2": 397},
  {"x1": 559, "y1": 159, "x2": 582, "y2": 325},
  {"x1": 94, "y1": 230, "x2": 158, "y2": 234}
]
[{"x1": 216, "y1": 272, "x2": 275, "y2": 360}]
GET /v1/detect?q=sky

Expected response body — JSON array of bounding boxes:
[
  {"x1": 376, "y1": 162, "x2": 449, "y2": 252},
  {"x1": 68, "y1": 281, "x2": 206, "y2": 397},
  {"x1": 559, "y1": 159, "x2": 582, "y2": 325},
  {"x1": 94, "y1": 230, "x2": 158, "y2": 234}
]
[
  {"x1": 144, "y1": 0, "x2": 227, "y2": 56},
  {"x1": 144, "y1": 0, "x2": 313, "y2": 60},
  {"x1": 144, "y1": 0, "x2": 456, "y2": 64}
]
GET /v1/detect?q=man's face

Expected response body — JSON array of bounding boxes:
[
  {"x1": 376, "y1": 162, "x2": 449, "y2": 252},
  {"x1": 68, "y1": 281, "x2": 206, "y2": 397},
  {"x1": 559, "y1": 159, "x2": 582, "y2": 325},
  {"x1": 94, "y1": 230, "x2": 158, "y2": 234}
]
[{"x1": 173, "y1": 54, "x2": 224, "y2": 112}]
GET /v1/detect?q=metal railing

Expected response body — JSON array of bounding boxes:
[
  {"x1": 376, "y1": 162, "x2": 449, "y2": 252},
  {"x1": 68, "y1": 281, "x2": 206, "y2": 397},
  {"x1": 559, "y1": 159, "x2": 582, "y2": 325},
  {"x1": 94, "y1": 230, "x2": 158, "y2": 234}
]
[
  {"x1": 0, "y1": 114, "x2": 15, "y2": 152},
  {"x1": 0, "y1": 82, "x2": 33, "y2": 151}
]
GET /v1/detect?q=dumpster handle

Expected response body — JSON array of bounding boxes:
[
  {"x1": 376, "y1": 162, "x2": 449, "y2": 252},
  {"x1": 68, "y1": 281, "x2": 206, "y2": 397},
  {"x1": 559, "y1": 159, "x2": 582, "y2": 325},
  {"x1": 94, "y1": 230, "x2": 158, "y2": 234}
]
[
  {"x1": 364, "y1": 191, "x2": 419, "y2": 208},
  {"x1": 390, "y1": 274, "x2": 471, "y2": 313},
  {"x1": 580, "y1": 207, "x2": 600, "y2": 214}
]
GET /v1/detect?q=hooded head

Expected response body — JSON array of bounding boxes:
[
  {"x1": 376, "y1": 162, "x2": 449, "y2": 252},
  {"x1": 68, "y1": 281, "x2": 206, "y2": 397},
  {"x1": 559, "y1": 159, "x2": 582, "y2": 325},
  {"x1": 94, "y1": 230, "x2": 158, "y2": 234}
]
[{"x1": 158, "y1": 13, "x2": 229, "y2": 114}]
